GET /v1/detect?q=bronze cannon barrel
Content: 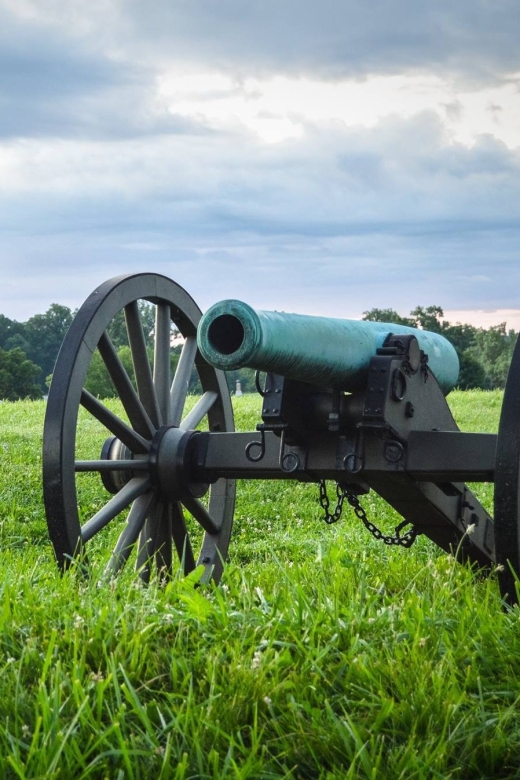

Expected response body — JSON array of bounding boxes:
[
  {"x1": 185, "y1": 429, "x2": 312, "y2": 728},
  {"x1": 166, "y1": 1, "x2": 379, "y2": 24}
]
[{"x1": 197, "y1": 300, "x2": 460, "y2": 394}]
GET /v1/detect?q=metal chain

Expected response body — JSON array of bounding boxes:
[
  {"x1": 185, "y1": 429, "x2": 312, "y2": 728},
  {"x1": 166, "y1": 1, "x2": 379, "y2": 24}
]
[
  {"x1": 318, "y1": 480, "x2": 420, "y2": 548},
  {"x1": 319, "y1": 480, "x2": 347, "y2": 524},
  {"x1": 344, "y1": 487, "x2": 420, "y2": 548}
]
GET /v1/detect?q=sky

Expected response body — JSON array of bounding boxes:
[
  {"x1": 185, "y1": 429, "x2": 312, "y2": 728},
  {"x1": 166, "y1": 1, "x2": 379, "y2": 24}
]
[{"x1": 0, "y1": 0, "x2": 519, "y2": 329}]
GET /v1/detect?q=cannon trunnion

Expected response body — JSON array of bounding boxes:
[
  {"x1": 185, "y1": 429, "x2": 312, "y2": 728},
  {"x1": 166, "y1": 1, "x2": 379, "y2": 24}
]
[{"x1": 42, "y1": 272, "x2": 520, "y2": 603}]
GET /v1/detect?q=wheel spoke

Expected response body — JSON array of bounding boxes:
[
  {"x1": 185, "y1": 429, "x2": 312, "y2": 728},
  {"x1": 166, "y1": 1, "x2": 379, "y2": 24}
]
[
  {"x1": 80, "y1": 390, "x2": 150, "y2": 454},
  {"x1": 125, "y1": 301, "x2": 161, "y2": 428},
  {"x1": 75, "y1": 460, "x2": 148, "y2": 473},
  {"x1": 153, "y1": 303, "x2": 171, "y2": 426},
  {"x1": 170, "y1": 336, "x2": 198, "y2": 426},
  {"x1": 81, "y1": 477, "x2": 151, "y2": 543},
  {"x1": 97, "y1": 331, "x2": 155, "y2": 438},
  {"x1": 182, "y1": 495, "x2": 220, "y2": 535},
  {"x1": 180, "y1": 391, "x2": 218, "y2": 431},
  {"x1": 171, "y1": 502, "x2": 196, "y2": 574},
  {"x1": 104, "y1": 492, "x2": 155, "y2": 577}
]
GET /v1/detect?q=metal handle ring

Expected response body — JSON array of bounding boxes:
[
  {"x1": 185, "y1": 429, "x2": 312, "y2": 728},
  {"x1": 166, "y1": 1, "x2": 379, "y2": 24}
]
[
  {"x1": 255, "y1": 370, "x2": 269, "y2": 397},
  {"x1": 245, "y1": 427, "x2": 266, "y2": 462},
  {"x1": 281, "y1": 452, "x2": 300, "y2": 473},
  {"x1": 343, "y1": 451, "x2": 364, "y2": 474}
]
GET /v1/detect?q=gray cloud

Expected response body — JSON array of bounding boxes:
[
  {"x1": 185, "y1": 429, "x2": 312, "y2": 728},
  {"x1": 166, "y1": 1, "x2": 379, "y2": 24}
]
[
  {"x1": 0, "y1": 111, "x2": 518, "y2": 320},
  {"x1": 0, "y1": 21, "x2": 109, "y2": 136},
  {"x1": 0, "y1": 6, "x2": 214, "y2": 140},
  {"x1": 4, "y1": 1, "x2": 520, "y2": 87},
  {"x1": 116, "y1": 0, "x2": 520, "y2": 83},
  {"x1": 0, "y1": 1, "x2": 519, "y2": 325}
]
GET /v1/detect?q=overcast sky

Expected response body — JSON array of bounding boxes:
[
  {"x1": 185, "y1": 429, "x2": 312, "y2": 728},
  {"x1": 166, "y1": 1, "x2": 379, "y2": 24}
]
[{"x1": 0, "y1": 0, "x2": 519, "y2": 327}]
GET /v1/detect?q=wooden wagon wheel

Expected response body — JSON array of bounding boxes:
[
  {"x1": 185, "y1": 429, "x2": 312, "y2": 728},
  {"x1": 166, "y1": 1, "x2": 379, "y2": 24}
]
[
  {"x1": 495, "y1": 334, "x2": 520, "y2": 604},
  {"x1": 43, "y1": 273, "x2": 235, "y2": 583}
]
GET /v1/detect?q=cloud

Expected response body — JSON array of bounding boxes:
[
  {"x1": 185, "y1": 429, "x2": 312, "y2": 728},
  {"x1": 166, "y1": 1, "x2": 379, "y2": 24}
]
[
  {"x1": 0, "y1": 4, "x2": 216, "y2": 140},
  {"x1": 0, "y1": 110, "x2": 518, "y2": 320},
  {"x1": 107, "y1": 0, "x2": 520, "y2": 85},
  {"x1": 2, "y1": 113, "x2": 517, "y2": 230},
  {"x1": 4, "y1": 0, "x2": 520, "y2": 84},
  {"x1": 0, "y1": 0, "x2": 518, "y2": 324},
  {"x1": 0, "y1": 8, "x2": 122, "y2": 135}
]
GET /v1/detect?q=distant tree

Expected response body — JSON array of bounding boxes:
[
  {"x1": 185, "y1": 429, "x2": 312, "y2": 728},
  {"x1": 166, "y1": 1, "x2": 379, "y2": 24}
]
[
  {"x1": 4, "y1": 331, "x2": 31, "y2": 355},
  {"x1": 466, "y1": 324, "x2": 517, "y2": 389},
  {"x1": 0, "y1": 314, "x2": 25, "y2": 350},
  {"x1": 442, "y1": 322, "x2": 479, "y2": 356},
  {"x1": 84, "y1": 346, "x2": 136, "y2": 398},
  {"x1": 84, "y1": 345, "x2": 184, "y2": 399},
  {"x1": 24, "y1": 304, "x2": 74, "y2": 390},
  {"x1": 0, "y1": 347, "x2": 41, "y2": 400},
  {"x1": 0, "y1": 314, "x2": 12, "y2": 347},
  {"x1": 409, "y1": 305, "x2": 446, "y2": 332},
  {"x1": 457, "y1": 352, "x2": 488, "y2": 390},
  {"x1": 362, "y1": 308, "x2": 415, "y2": 327},
  {"x1": 108, "y1": 302, "x2": 156, "y2": 350}
]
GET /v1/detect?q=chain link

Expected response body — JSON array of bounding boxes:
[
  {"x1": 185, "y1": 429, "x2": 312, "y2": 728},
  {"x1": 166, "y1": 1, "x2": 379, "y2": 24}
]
[
  {"x1": 318, "y1": 480, "x2": 420, "y2": 548},
  {"x1": 319, "y1": 480, "x2": 347, "y2": 524}
]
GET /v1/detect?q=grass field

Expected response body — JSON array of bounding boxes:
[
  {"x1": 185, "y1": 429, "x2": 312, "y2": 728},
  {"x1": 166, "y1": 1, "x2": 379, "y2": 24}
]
[{"x1": 0, "y1": 390, "x2": 518, "y2": 779}]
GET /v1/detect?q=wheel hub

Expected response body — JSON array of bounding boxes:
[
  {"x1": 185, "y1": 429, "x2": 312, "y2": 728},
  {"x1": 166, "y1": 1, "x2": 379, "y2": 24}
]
[
  {"x1": 100, "y1": 437, "x2": 135, "y2": 494},
  {"x1": 149, "y1": 426, "x2": 210, "y2": 502}
]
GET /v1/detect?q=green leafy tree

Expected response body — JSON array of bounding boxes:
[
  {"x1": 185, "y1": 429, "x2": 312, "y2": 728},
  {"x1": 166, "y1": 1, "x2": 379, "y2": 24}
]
[
  {"x1": 84, "y1": 346, "x2": 136, "y2": 398},
  {"x1": 108, "y1": 302, "x2": 156, "y2": 350},
  {"x1": 409, "y1": 305, "x2": 446, "y2": 333},
  {"x1": 4, "y1": 331, "x2": 31, "y2": 355},
  {"x1": 24, "y1": 304, "x2": 74, "y2": 390},
  {"x1": 362, "y1": 308, "x2": 415, "y2": 327},
  {"x1": 457, "y1": 352, "x2": 488, "y2": 390},
  {"x1": 0, "y1": 314, "x2": 25, "y2": 350},
  {"x1": 442, "y1": 322, "x2": 479, "y2": 356},
  {"x1": 84, "y1": 345, "x2": 184, "y2": 399},
  {"x1": 0, "y1": 347, "x2": 41, "y2": 400},
  {"x1": 466, "y1": 324, "x2": 517, "y2": 389}
]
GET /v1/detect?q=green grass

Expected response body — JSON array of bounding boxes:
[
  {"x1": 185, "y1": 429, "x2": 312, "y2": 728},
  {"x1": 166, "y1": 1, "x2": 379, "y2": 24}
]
[{"x1": 0, "y1": 391, "x2": 519, "y2": 778}]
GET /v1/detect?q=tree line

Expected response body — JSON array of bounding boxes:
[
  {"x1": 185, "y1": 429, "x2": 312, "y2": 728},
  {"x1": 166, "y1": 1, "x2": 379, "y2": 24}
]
[{"x1": 0, "y1": 302, "x2": 516, "y2": 400}]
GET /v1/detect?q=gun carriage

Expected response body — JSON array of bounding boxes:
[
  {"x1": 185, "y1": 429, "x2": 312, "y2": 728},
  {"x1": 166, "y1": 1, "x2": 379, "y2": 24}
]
[{"x1": 42, "y1": 273, "x2": 520, "y2": 603}]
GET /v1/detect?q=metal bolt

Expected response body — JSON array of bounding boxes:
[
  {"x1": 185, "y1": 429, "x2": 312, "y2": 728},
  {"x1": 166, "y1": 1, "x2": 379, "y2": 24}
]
[
  {"x1": 405, "y1": 402, "x2": 415, "y2": 418},
  {"x1": 384, "y1": 441, "x2": 405, "y2": 463}
]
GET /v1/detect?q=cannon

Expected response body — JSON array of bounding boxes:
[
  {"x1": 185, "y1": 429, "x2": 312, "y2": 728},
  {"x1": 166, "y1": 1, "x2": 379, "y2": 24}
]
[{"x1": 41, "y1": 272, "x2": 520, "y2": 603}]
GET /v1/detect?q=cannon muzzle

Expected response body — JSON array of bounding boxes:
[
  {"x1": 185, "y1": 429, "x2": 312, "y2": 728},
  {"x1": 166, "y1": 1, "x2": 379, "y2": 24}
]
[{"x1": 197, "y1": 300, "x2": 459, "y2": 394}]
